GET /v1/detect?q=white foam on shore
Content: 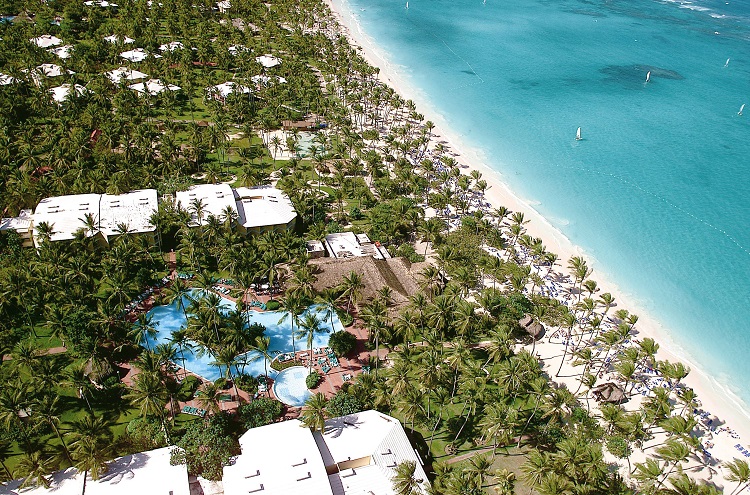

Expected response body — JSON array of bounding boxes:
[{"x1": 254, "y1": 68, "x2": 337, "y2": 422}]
[{"x1": 328, "y1": 0, "x2": 750, "y2": 438}]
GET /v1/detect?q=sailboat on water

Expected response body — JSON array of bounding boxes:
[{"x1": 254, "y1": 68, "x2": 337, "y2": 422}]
[
  {"x1": 405, "y1": 1, "x2": 408, "y2": 8},
  {"x1": 575, "y1": 127, "x2": 582, "y2": 141},
  {"x1": 725, "y1": 58, "x2": 731, "y2": 68},
  {"x1": 739, "y1": 104, "x2": 745, "y2": 116},
  {"x1": 645, "y1": 71, "x2": 651, "y2": 83}
]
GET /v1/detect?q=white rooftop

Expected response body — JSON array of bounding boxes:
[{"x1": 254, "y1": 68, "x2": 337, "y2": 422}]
[
  {"x1": 30, "y1": 63, "x2": 71, "y2": 78},
  {"x1": 223, "y1": 419, "x2": 332, "y2": 495},
  {"x1": 251, "y1": 74, "x2": 287, "y2": 85},
  {"x1": 227, "y1": 44, "x2": 250, "y2": 56},
  {"x1": 49, "y1": 84, "x2": 86, "y2": 103},
  {"x1": 98, "y1": 189, "x2": 158, "y2": 237},
  {"x1": 129, "y1": 78, "x2": 180, "y2": 95},
  {"x1": 175, "y1": 184, "x2": 236, "y2": 226},
  {"x1": 32, "y1": 190, "x2": 157, "y2": 243},
  {"x1": 30, "y1": 35, "x2": 62, "y2": 48},
  {"x1": 33, "y1": 193, "x2": 101, "y2": 243},
  {"x1": 0, "y1": 209, "x2": 32, "y2": 232},
  {"x1": 1, "y1": 447, "x2": 188, "y2": 495},
  {"x1": 104, "y1": 34, "x2": 134, "y2": 44},
  {"x1": 325, "y1": 232, "x2": 389, "y2": 259},
  {"x1": 84, "y1": 0, "x2": 118, "y2": 6},
  {"x1": 224, "y1": 411, "x2": 428, "y2": 495},
  {"x1": 234, "y1": 186, "x2": 296, "y2": 229},
  {"x1": 0, "y1": 73, "x2": 15, "y2": 85},
  {"x1": 206, "y1": 81, "x2": 251, "y2": 98},
  {"x1": 48, "y1": 44, "x2": 73, "y2": 59},
  {"x1": 107, "y1": 66, "x2": 148, "y2": 84},
  {"x1": 159, "y1": 41, "x2": 184, "y2": 52},
  {"x1": 120, "y1": 48, "x2": 160, "y2": 62},
  {"x1": 256, "y1": 54, "x2": 281, "y2": 68}
]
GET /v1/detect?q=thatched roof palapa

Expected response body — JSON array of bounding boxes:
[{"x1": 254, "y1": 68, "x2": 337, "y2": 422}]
[
  {"x1": 519, "y1": 314, "x2": 545, "y2": 340},
  {"x1": 592, "y1": 382, "x2": 627, "y2": 404},
  {"x1": 310, "y1": 256, "x2": 425, "y2": 312}
]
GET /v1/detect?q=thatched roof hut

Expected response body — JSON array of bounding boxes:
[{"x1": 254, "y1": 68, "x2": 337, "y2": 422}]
[
  {"x1": 310, "y1": 256, "x2": 425, "y2": 312},
  {"x1": 592, "y1": 382, "x2": 627, "y2": 404},
  {"x1": 519, "y1": 314, "x2": 545, "y2": 340}
]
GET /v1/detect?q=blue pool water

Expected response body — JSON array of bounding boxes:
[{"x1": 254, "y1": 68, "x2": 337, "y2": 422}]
[
  {"x1": 143, "y1": 289, "x2": 342, "y2": 382},
  {"x1": 335, "y1": 0, "x2": 750, "y2": 409},
  {"x1": 272, "y1": 366, "x2": 313, "y2": 407}
]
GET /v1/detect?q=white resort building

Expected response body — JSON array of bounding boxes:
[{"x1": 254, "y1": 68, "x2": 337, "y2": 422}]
[
  {"x1": 325, "y1": 232, "x2": 391, "y2": 259},
  {"x1": 0, "y1": 209, "x2": 33, "y2": 247},
  {"x1": 32, "y1": 189, "x2": 158, "y2": 246},
  {"x1": 234, "y1": 186, "x2": 296, "y2": 234},
  {"x1": 222, "y1": 410, "x2": 429, "y2": 495},
  {"x1": 175, "y1": 184, "x2": 296, "y2": 234},
  {"x1": 1, "y1": 447, "x2": 189, "y2": 495}
]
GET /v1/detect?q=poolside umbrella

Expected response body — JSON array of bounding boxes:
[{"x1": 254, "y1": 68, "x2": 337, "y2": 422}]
[{"x1": 592, "y1": 382, "x2": 626, "y2": 404}]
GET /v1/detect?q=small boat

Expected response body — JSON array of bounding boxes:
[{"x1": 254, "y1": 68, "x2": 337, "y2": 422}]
[
  {"x1": 725, "y1": 58, "x2": 730, "y2": 68},
  {"x1": 405, "y1": 1, "x2": 408, "y2": 8},
  {"x1": 739, "y1": 104, "x2": 746, "y2": 116},
  {"x1": 575, "y1": 127, "x2": 582, "y2": 141},
  {"x1": 645, "y1": 71, "x2": 651, "y2": 83}
]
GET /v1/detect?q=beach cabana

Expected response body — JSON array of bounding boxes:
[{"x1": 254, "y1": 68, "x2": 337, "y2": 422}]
[
  {"x1": 49, "y1": 84, "x2": 86, "y2": 103},
  {"x1": 30, "y1": 34, "x2": 62, "y2": 48},
  {"x1": 256, "y1": 54, "x2": 281, "y2": 68},
  {"x1": 107, "y1": 66, "x2": 148, "y2": 84},
  {"x1": 129, "y1": 78, "x2": 180, "y2": 95},
  {"x1": 592, "y1": 382, "x2": 627, "y2": 404}
]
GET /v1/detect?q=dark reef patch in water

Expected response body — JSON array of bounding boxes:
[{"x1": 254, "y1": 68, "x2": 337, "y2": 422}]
[{"x1": 599, "y1": 64, "x2": 684, "y2": 88}]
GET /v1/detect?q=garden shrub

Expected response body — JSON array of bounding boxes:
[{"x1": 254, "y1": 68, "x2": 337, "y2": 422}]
[
  {"x1": 265, "y1": 300, "x2": 280, "y2": 310},
  {"x1": 306, "y1": 371, "x2": 320, "y2": 389},
  {"x1": 238, "y1": 398, "x2": 284, "y2": 430},
  {"x1": 328, "y1": 330, "x2": 357, "y2": 357}
]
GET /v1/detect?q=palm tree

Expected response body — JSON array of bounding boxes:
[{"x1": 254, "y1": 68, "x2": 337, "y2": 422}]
[
  {"x1": 32, "y1": 394, "x2": 72, "y2": 462},
  {"x1": 298, "y1": 312, "x2": 324, "y2": 372},
  {"x1": 249, "y1": 336, "x2": 273, "y2": 391},
  {"x1": 300, "y1": 392, "x2": 328, "y2": 432},
  {"x1": 277, "y1": 292, "x2": 305, "y2": 355},
  {"x1": 195, "y1": 382, "x2": 221, "y2": 416},
  {"x1": 69, "y1": 415, "x2": 113, "y2": 495},
  {"x1": 124, "y1": 372, "x2": 169, "y2": 439},
  {"x1": 16, "y1": 450, "x2": 55, "y2": 489},
  {"x1": 129, "y1": 313, "x2": 159, "y2": 349},
  {"x1": 725, "y1": 458, "x2": 750, "y2": 495},
  {"x1": 168, "y1": 329, "x2": 194, "y2": 379},
  {"x1": 338, "y1": 271, "x2": 365, "y2": 314},
  {"x1": 392, "y1": 460, "x2": 424, "y2": 495}
]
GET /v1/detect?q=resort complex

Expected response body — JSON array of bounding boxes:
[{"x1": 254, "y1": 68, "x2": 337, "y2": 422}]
[
  {"x1": 223, "y1": 410, "x2": 429, "y2": 495},
  {"x1": 0, "y1": 0, "x2": 748, "y2": 494}
]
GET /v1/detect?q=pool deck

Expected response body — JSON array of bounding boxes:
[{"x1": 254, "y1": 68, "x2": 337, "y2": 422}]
[{"x1": 121, "y1": 269, "x2": 385, "y2": 421}]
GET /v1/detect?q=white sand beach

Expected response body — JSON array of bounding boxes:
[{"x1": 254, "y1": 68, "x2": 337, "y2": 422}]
[{"x1": 325, "y1": 0, "x2": 750, "y2": 488}]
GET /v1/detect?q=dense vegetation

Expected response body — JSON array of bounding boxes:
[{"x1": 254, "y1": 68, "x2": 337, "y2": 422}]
[{"x1": 0, "y1": 0, "x2": 747, "y2": 494}]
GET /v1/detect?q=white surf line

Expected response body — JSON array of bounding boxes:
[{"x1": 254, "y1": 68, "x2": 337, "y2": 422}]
[{"x1": 553, "y1": 163, "x2": 750, "y2": 258}]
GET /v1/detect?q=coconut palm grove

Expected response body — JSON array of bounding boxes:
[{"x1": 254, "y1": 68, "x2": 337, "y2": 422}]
[{"x1": 0, "y1": 0, "x2": 747, "y2": 494}]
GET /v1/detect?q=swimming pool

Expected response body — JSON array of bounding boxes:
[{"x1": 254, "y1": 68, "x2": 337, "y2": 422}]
[
  {"x1": 272, "y1": 366, "x2": 313, "y2": 407},
  {"x1": 143, "y1": 289, "x2": 342, "y2": 382}
]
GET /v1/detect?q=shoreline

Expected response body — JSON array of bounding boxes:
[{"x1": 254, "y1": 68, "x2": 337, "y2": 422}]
[{"x1": 326, "y1": 0, "x2": 750, "y2": 480}]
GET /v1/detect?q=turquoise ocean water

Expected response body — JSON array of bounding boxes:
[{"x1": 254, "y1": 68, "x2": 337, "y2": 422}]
[{"x1": 334, "y1": 0, "x2": 750, "y2": 409}]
